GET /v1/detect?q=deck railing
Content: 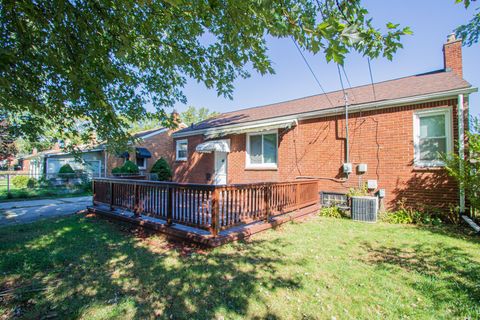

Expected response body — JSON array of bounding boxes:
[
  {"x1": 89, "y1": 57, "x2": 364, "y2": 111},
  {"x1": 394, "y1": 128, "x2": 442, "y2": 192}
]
[{"x1": 93, "y1": 178, "x2": 319, "y2": 236}]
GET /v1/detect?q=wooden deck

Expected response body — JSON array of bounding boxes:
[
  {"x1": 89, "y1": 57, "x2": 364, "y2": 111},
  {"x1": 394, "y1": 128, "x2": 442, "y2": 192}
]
[{"x1": 89, "y1": 178, "x2": 319, "y2": 246}]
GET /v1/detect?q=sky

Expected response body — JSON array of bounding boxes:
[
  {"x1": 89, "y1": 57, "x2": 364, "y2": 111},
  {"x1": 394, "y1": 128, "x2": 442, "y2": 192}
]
[{"x1": 173, "y1": 0, "x2": 480, "y2": 116}]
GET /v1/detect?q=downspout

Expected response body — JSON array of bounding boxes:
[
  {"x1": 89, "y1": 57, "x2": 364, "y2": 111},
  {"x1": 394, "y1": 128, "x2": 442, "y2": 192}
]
[
  {"x1": 344, "y1": 92, "x2": 350, "y2": 164},
  {"x1": 458, "y1": 93, "x2": 465, "y2": 214}
]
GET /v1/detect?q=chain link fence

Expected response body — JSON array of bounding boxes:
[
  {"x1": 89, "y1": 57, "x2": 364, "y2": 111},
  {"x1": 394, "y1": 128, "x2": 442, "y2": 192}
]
[{"x1": 0, "y1": 172, "x2": 93, "y2": 200}]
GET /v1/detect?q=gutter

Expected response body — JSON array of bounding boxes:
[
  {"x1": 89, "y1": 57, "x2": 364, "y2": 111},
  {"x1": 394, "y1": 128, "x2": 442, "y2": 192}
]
[{"x1": 173, "y1": 87, "x2": 478, "y2": 138}]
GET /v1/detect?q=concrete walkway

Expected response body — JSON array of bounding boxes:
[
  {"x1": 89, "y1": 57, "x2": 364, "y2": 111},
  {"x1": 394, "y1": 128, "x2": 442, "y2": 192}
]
[{"x1": 0, "y1": 196, "x2": 92, "y2": 227}]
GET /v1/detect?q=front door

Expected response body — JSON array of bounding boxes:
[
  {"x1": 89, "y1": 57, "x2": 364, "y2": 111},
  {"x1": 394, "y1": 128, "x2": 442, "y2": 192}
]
[{"x1": 214, "y1": 151, "x2": 227, "y2": 185}]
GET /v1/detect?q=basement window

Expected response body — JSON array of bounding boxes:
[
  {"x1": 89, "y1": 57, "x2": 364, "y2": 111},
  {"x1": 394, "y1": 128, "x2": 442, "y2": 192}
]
[
  {"x1": 414, "y1": 107, "x2": 453, "y2": 167},
  {"x1": 246, "y1": 130, "x2": 278, "y2": 169}
]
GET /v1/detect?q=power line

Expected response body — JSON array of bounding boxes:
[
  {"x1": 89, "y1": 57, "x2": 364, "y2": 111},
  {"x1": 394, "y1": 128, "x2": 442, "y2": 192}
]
[
  {"x1": 336, "y1": 64, "x2": 347, "y2": 96},
  {"x1": 290, "y1": 37, "x2": 335, "y2": 108},
  {"x1": 367, "y1": 58, "x2": 377, "y2": 101},
  {"x1": 341, "y1": 65, "x2": 353, "y2": 89},
  {"x1": 341, "y1": 64, "x2": 356, "y2": 102}
]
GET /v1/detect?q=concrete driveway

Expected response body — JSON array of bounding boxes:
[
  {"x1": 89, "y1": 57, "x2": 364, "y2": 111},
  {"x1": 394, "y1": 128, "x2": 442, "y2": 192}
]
[{"x1": 0, "y1": 196, "x2": 92, "y2": 227}]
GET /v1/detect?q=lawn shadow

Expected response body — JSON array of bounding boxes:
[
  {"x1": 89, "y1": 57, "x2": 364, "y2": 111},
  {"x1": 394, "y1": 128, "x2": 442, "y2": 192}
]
[
  {"x1": 0, "y1": 214, "x2": 302, "y2": 319},
  {"x1": 360, "y1": 240, "x2": 480, "y2": 317}
]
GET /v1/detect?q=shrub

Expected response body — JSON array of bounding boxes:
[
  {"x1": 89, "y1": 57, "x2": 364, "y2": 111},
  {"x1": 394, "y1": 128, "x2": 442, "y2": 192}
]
[
  {"x1": 11, "y1": 175, "x2": 36, "y2": 189},
  {"x1": 319, "y1": 206, "x2": 345, "y2": 218},
  {"x1": 444, "y1": 117, "x2": 480, "y2": 212},
  {"x1": 150, "y1": 158, "x2": 172, "y2": 181},
  {"x1": 347, "y1": 183, "x2": 369, "y2": 197},
  {"x1": 111, "y1": 166, "x2": 123, "y2": 175},
  {"x1": 38, "y1": 175, "x2": 53, "y2": 188},
  {"x1": 381, "y1": 199, "x2": 443, "y2": 225},
  {"x1": 58, "y1": 164, "x2": 75, "y2": 178},
  {"x1": 111, "y1": 161, "x2": 139, "y2": 176},
  {"x1": 121, "y1": 160, "x2": 139, "y2": 174}
]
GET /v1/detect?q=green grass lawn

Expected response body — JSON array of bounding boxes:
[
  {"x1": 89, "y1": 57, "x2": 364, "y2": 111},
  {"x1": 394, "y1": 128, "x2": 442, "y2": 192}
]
[{"x1": 0, "y1": 215, "x2": 479, "y2": 319}]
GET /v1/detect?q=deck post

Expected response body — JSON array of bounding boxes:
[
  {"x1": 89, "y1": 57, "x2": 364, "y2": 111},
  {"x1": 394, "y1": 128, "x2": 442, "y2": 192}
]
[
  {"x1": 92, "y1": 179, "x2": 96, "y2": 206},
  {"x1": 264, "y1": 184, "x2": 271, "y2": 222},
  {"x1": 109, "y1": 181, "x2": 114, "y2": 211},
  {"x1": 211, "y1": 187, "x2": 220, "y2": 237},
  {"x1": 133, "y1": 183, "x2": 140, "y2": 218},
  {"x1": 295, "y1": 183, "x2": 300, "y2": 211},
  {"x1": 167, "y1": 186, "x2": 173, "y2": 225}
]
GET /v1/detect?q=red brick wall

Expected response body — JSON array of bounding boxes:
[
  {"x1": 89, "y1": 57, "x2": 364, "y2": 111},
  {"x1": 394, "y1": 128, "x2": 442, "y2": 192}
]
[
  {"x1": 173, "y1": 99, "x2": 465, "y2": 211},
  {"x1": 172, "y1": 135, "x2": 215, "y2": 183},
  {"x1": 443, "y1": 39, "x2": 463, "y2": 78}
]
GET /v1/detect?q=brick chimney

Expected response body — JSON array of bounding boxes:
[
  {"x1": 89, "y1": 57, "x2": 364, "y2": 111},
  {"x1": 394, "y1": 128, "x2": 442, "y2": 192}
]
[
  {"x1": 443, "y1": 33, "x2": 463, "y2": 78},
  {"x1": 171, "y1": 110, "x2": 181, "y2": 127}
]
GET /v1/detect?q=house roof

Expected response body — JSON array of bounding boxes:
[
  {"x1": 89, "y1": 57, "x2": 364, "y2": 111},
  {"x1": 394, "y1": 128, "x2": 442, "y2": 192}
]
[{"x1": 175, "y1": 70, "x2": 474, "y2": 136}]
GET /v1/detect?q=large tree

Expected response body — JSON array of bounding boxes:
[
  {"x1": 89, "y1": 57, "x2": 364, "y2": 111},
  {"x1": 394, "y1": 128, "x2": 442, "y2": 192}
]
[
  {"x1": 1, "y1": 0, "x2": 411, "y2": 150},
  {"x1": 456, "y1": 0, "x2": 480, "y2": 46},
  {"x1": 181, "y1": 106, "x2": 219, "y2": 126},
  {"x1": 0, "y1": 115, "x2": 16, "y2": 161}
]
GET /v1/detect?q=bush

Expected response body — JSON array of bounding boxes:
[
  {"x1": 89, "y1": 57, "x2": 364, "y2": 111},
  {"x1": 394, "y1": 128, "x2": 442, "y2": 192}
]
[
  {"x1": 150, "y1": 158, "x2": 172, "y2": 181},
  {"x1": 381, "y1": 199, "x2": 443, "y2": 225},
  {"x1": 111, "y1": 161, "x2": 139, "y2": 176},
  {"x1": 347, "y1": 183, "x2": 369, "y2": 197},
  {"x1": 11, "y1": 175, "x2": 36, "y2": 189},
  {"x1": 111, "y1": 166, "x2": 123, "y2": 175},
  {"x1": 319, "y1": 206, "x2": 346, "y2": 218},
  {"x1": 58, "y1": 164, "x2": 75, "y2": 178},
  {"x1": 122, "y1": 160, "x2": 139, "y2": 174},
  {"x1": 444, "y1": 117, "x2": 480, "y2": 212}
]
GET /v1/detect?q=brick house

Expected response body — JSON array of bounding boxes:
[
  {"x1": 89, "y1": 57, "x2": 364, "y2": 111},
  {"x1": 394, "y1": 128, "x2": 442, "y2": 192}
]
[
  {"x1": 171, "y1": 35, "x2": 477, "y2": 212},
  {"x1": 104, "y1": 125, "x2": 185, "y2": 176}
]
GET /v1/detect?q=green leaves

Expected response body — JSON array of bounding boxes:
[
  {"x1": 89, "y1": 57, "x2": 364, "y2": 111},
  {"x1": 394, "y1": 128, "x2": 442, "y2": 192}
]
[
  {"x1": 1, "y1": 0, "x2": 411, "y2": 149},
  {"x1": 180, "y1": 106, "x2": 219, "y2": 126},
  {"x1": 454, "y1": 0, "x2": 479, "y2": 46}
]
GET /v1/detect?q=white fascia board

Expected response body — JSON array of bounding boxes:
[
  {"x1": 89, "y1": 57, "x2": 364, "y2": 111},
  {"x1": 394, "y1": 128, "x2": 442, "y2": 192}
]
[
  {"x1": 172, "y1": 87, "x2": 478, "y2": 138},
  {"x1": 45, "y1": 149, "x2": 104, "y2": 158}
]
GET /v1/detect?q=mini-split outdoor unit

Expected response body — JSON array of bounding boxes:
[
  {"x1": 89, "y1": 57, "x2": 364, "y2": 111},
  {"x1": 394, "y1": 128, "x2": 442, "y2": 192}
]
[{"x1": 351, "y1": 196, "x2": 378, "y2": 223}]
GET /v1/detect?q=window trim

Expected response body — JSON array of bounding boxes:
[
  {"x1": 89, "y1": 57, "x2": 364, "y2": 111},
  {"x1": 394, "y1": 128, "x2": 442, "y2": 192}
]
[
  {"x1": 176, "y1": 139, "x2": 188, "y2": 161},
  {"x1": 245, "y1": 130, "x2": 278, "y2": 170},
  {"x1": 413, "y1": 107, "x2": 453, "y2": 167}
]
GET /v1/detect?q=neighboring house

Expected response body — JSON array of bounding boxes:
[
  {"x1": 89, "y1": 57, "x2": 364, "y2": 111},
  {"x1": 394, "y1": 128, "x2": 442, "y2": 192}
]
[
  {"x1": 19, "y1": 147, "x2": 62, "y2": 177},
  {"x1": 106, "y1": 123, "x2": 185, "y2": 176},
  {"x1": 172, "y1": 35, "x2": 477, "y2": 212},
  {"x1": 18, "y1": 119, "x2": 184, "y2": 178}
]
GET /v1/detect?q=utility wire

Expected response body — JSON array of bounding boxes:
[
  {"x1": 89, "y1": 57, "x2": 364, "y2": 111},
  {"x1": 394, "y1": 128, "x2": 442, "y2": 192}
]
[
  {"x1": 341, "y1": 64, "x2": 356, "y2": 102},
  {"x1": 290, "y1": 37, "x2": 335, "y2": 108},
  {"x1": 336, "y1": 64, "x2": 347, "y2": 96},
  {"x1": 367, "y1": 58, "x2": 377, "y2": 101}
]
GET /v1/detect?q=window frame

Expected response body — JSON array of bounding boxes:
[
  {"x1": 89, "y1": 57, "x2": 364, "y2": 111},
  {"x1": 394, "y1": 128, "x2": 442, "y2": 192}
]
[
  {"x1": 176, "y1": 139, "x2": 188, "y2": 161},
  {"x1": 413, "y1": 107, "x2": 453, "y2": 167},
  {"x1": 245, "y1": 130, "x2": 278, "y2": 170}
]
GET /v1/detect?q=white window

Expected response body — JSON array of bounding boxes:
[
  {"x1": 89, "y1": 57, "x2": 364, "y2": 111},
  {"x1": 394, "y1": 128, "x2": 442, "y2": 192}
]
[
  {"x1": 413, "y1": 107, "x2": 453, "y2": 167},
  {"x1": 176, "y1": 139, "x2": 188, "y2": 161},
  {"x1": 246, "y1": 131, "x2": 278, "y2": 169},
  {"x1": 136, "y1": 157, "x2": 147, "y2": 169}
]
